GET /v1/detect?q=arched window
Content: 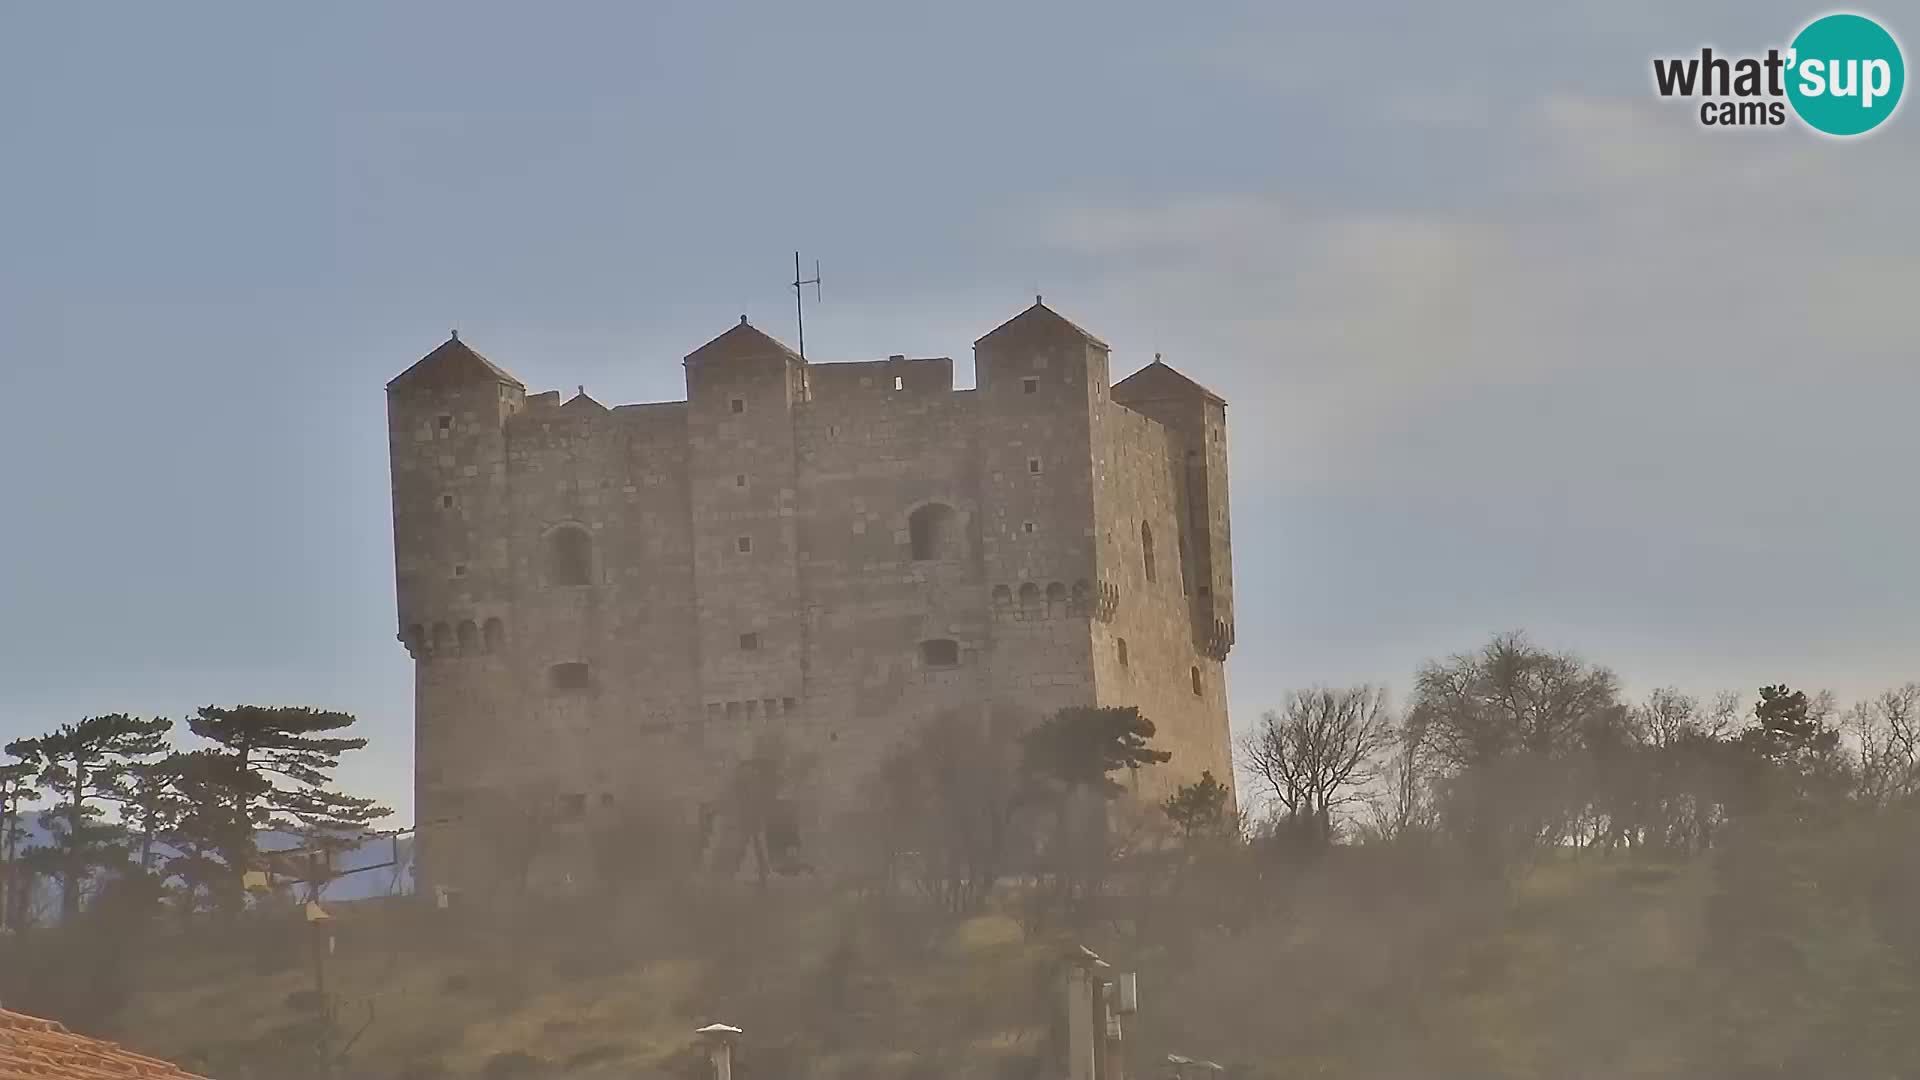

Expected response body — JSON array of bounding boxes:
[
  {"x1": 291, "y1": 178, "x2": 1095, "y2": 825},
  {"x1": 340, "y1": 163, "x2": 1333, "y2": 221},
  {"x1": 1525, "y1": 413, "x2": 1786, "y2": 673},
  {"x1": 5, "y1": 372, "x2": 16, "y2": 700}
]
[
  {"x1": 456, "y1": 620, "x2": 479, "y2": 654},
  {"x1": 483, "y1": 617, "x2": 506, "y2": 653},
  {"x1": 548, "y1": 526, "x2": 593, "y2": 587},
  {"x1": 1018, "y1": 582, "x2": 1042, "y2": 611},
  {"x1": 1191, "y1": 666, "x2": 1203, "y2": 697},
  {"x1": 919, "y1": 639, "x2": 960, "y2": 668},
  {"x1": 992, "y1": 584, "x2": 1013, "y2": 609},
  {"x1": 432, "y1": 622, "x2": 453, "y2": 653},
  {"x1": 550, "y1": 662, "x2": 590, "y2": 691},
  {"x1": 908, "y1": 503, "x2": 962, "y2": 561},
  {"x1": 1072, "y1": 579, "x2": 1090, "y2": 607},
  {"x1": 1141, "y1": 522, "x2": 1157, "y2": 584}
]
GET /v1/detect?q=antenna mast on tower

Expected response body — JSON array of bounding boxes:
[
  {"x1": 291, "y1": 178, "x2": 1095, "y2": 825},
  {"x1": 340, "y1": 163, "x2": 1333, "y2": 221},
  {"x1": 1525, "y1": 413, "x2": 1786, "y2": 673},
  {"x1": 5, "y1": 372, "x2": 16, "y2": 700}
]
[{"x1": 791, "y1": 252, "x2": 821, "y2": 362}]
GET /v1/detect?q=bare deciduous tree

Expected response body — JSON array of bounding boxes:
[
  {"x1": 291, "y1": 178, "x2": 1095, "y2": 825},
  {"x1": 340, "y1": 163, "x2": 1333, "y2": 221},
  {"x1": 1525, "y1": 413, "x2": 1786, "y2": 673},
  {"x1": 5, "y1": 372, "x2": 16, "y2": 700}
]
[
  {"x1": 1405, "y1": 632, "x2": 1624, "y2": 868},
  {"x1": 869, "y1": 706, "x2": 1030, "y2": 914},
  {"x1": 1241, "y1": 685, "x2": 1395, "y2": 846},
  {"x1": 1361, "y1": 719, "x2": 1437, "y2": 845},
  {"x1": 1410, "y1": 631, "x2": 1623, "y2": 771},
  {"x1": 1847, "y1": 683, "x2": 1920, "y2": 807}
]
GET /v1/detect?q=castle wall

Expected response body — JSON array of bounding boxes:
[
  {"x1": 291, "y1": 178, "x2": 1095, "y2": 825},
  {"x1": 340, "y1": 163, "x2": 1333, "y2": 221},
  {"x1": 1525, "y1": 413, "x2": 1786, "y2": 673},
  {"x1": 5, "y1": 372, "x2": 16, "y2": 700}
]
[
  {"x1": 500, "y1": 399, "x2": 704, "y2": 808},
  {"x1": 389, "y1": 306, "x2": 1237, "y2": 892},
  {"x1": 787, "y1": 358, "x2": 993, "y2": 803},
  {"x1": 1089, "y1": 402, "x2": 1234, "y2": 807}
]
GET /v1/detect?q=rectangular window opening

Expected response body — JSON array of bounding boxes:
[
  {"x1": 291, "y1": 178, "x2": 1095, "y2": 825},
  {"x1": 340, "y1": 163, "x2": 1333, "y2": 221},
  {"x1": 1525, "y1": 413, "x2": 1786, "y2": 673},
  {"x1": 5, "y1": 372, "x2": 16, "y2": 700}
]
[
  {"x1": 1022, "y1": 377, "x2": 1039, "y2": 395},
  {"x1": 893, "y1": 376, "x2": 905, "y2": 391},
  {"x1": 437, "y1": 415, "x2": 452, "y2": 431},
  {"x1": 736, "y1": 535, "x2": 753, "y2": 553},
  {"x1": 739, "y1": 632, "x2": 760, "y2": 651},
  {"x1": 730, "y1": 398, "x2": 745, "y2": 414},
  {"x1": 1027, "y1": 458, "x2": 1042, "y2": 474},
  {"x1": 919, "y1": 639, "x2": 961, "y2": 668}
]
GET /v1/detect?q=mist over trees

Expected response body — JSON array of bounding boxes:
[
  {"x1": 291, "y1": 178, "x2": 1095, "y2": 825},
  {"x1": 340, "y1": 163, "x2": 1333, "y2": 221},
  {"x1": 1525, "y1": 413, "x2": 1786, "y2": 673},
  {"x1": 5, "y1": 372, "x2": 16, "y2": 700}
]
[{"x1": 4, "y1": 632, "x2": 1919, "y2": 1079}]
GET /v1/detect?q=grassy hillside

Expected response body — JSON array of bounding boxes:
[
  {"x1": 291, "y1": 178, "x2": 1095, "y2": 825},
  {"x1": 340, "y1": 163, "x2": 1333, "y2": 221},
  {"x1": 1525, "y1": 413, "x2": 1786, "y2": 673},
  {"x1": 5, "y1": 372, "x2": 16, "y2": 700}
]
[{"x1": 19, "y1": 812, "x2": 1920, "y2": 1079}]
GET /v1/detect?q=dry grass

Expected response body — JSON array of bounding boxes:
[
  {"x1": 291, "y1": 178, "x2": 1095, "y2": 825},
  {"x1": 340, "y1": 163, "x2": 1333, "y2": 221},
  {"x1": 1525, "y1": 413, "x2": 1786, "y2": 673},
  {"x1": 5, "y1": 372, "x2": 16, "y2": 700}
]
[{"x1": 79, "y1": 822, "x2": 1920, "y2": 1079}]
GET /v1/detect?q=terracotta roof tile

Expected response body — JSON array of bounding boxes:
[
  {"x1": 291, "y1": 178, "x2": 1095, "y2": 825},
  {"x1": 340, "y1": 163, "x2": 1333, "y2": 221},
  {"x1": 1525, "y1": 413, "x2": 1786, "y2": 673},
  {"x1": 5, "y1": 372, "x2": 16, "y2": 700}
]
[{"x1": 0, "y1": 1008, "x2": 211, "y2": 1080}]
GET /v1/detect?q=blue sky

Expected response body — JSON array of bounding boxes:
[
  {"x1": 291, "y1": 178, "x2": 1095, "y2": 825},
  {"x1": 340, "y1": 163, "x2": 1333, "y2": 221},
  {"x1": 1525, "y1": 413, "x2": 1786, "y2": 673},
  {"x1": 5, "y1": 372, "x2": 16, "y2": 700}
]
[{"x1": 3, "y1": 2, "x2": 1916, "y2": 820}]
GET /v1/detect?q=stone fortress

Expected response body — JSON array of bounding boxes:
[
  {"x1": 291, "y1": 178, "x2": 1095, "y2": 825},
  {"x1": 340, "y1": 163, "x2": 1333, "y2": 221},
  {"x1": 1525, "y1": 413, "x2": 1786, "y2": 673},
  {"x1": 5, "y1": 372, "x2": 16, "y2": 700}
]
[{"x1": 386, "y1": 298, "x2": 1236, "y2": 893}]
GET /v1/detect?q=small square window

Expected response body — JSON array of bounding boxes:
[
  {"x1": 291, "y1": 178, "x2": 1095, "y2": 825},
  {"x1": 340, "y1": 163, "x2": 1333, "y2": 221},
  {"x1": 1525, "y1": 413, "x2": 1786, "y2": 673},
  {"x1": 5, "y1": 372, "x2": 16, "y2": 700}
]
[
  {"x1": 783, "y1": 696, "x2": 797, "y2": 712},
  {"x1": 453, "y1": 564, "x2": 467, "y2": 578},
  {"x1": 1022, "y1": 377, "x2": 1039, "y2": 395},
  {"x1": 739, "y1": 632, "x2": 760, "y2": 651},
  {"x1": 441, "y1": 494, "x2": 455, "y2": 509},
  {"x1": 736, "y1": 535, "x2": 753, "y2": 553},
  {"x1": 919, "y1": 639, "x2": 960, "y2": 667},
  {"x1": 735, "y1": 474, "x2": 748, "y2": 488},
  {"x1": 437, "y1": 415, "x2": 452, "y2": 431},
  {"x1": 1028, "y1": 458, "x2": 1043, "y2": 475},
  {"x1": 1023, "y1": 521, "x2": 1036, "y2": 534},
  {"x1": 730, "y1": 398, "x2": 745, "y2": 414}
]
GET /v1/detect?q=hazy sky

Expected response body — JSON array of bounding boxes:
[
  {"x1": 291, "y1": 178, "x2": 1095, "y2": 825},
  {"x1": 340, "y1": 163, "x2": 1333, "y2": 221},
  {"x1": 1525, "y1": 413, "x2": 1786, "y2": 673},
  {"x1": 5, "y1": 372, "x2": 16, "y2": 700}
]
[{"x1": 3, "y1": 2, "x2": 1915, "y2": 820}]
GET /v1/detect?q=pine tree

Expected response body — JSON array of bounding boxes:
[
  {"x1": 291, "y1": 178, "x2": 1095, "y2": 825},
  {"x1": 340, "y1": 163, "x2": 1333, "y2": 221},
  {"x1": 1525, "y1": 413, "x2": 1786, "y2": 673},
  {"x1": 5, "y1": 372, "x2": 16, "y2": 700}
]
[
  {"x1": 1, "y1": 741, "x2": 43, "y2": 930},
  {"x1": 12, "y1": 714, "x2": 172, "y2": 918},
  {"x1": 186, "y1": 706, "x2": 390, "y2": 878},
  {"x1": 1162, "y1": 770, "x2": 1233, "y2": 840},
  {"x1": 1020, "y1": 705, "x2": 1171, "y2": 797}
]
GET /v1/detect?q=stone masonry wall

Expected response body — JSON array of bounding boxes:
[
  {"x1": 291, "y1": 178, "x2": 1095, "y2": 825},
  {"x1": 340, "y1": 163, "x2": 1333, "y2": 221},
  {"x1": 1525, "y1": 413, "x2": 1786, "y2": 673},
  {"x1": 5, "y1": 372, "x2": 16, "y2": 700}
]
[{"x1": 389, "y1": 304, "x2": 1236, "y2": 894}]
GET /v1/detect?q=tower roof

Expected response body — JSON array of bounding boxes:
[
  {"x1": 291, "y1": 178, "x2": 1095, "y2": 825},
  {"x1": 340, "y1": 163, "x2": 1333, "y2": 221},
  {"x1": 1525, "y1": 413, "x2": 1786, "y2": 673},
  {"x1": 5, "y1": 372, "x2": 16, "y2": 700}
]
[
  {"x1": 685, "y1": 316, "x2": 803, "y2": 367},
  {"x1": 560, "y1": 388, "x2": 608, "y2": 413},
  {"x1": 387, "y1": 333, "x2": 525, "y2": 390},
  {"x1": 974, "y1": 297, "x2": 1109, "y2": 350},
  {"x1": 1112, "y1": 355, "x2": 1225, "y2": 406}
]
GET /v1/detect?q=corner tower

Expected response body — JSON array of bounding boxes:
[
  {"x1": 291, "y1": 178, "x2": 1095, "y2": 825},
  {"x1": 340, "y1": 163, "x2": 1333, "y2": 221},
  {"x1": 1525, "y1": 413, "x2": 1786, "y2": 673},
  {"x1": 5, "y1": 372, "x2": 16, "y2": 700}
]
[{"x1": 386, "y1": 333, "x2": 527, "y2": 889}]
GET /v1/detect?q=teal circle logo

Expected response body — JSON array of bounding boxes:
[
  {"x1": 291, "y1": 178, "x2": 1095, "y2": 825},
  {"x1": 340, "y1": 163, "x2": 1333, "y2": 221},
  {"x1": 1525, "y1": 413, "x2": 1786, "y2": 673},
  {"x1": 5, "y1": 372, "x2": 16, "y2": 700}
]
[{"x1": 1786, "y1": 13, "x2": 1905, "y2": 136}]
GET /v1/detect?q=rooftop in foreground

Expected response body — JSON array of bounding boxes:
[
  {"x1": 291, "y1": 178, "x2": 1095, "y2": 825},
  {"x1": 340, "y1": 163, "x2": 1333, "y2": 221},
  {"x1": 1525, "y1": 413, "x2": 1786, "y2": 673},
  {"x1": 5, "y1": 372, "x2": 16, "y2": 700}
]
[{"x1": 0, "y1": 1008, "x2": 212, "y2": 1080}]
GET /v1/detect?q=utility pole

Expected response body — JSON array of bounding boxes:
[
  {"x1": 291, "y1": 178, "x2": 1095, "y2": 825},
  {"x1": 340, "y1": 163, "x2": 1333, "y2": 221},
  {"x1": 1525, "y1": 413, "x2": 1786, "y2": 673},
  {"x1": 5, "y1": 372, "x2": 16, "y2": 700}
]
[
  {"x1": 1067, "y1": 947, "x2": 1139, "y2": 1080},
  {"x1": 306, "y1": 900, "x2": 337, "y2": 1076},
  {"x1": 696, "y1": 1023, "x2": 742, "y2": 1080},
  {"x1": 1067, "y1": 947, "x2": 1110, "y2": 1080}
]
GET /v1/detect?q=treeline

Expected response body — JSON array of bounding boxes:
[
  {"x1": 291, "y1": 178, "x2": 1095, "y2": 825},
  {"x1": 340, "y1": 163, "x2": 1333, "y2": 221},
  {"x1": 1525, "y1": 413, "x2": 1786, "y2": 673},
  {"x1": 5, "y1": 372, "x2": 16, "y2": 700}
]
[
  {"x1": 0, "y1": 705, "x2": 388, "y2": 931},
  {"x1": 1236, "y1": 630, "x2": 1918, "y2": 868}
]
